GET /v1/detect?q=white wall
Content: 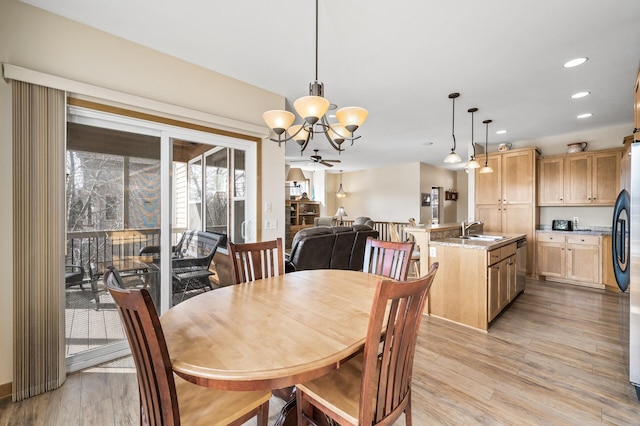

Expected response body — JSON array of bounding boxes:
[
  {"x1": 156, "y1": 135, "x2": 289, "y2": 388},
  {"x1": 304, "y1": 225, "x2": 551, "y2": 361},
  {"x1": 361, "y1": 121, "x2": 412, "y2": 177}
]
[
  {"x1": 330, "y1": 163, "x2": 421, "y2": 223},
  {"x1": 419, "y1": 163, "x2": 459, "y2": 224},
  {"x1": 0, "y1": 0, "x2": 286, "y2": 387}
]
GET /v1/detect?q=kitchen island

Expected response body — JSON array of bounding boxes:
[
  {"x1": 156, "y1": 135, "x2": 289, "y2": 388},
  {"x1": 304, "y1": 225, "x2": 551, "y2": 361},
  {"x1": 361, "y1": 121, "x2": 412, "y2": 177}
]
[{"x1": 427, "y1": 232, "x2": 526, "y2": 332}]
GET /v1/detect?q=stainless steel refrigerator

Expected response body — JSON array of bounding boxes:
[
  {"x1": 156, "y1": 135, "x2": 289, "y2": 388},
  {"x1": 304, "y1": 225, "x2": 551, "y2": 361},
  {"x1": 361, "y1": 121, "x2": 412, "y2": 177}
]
[{"x1": 613, "y1": 140, "x2": 639, "y2": 398}]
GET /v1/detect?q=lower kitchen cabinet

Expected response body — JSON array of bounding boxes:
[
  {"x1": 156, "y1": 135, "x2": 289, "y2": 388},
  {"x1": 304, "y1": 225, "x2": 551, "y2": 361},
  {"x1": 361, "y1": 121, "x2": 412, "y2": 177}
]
[
  {"x1": 488, "y1": 243, "x2": 517, "y2": 322},
  {"x1": 537, "y1": 232, "x2": 602, "y2": 288}
]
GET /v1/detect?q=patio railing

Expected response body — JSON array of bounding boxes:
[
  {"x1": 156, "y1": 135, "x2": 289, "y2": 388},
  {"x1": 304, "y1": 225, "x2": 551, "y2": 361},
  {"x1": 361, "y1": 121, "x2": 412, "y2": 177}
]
[{"x1": 66, "y1": 228, "x2": 162, "y2": 277}]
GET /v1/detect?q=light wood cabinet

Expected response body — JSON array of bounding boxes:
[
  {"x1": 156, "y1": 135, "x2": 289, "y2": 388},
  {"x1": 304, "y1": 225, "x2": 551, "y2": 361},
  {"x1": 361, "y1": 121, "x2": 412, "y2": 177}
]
[
  {"x1": 538, "y1": 149, "x2": 622, "y2": 206},
  {"x1": 286, "y1": 200, "x2": 320, "y2": 247},
  {"x1": 429, "y1": 239, "x2": 521, "y2": 331},
  {"x1": 566, "y1": 235, "x2": 600, "y2": 283},
  {"x1": 287, "y1": 200, "x2": 320, "y2": 227},
  {"x1": 487, "y1": 243, "x2": 517, "y2": 322},
  {"x1": 475, "y1": 147, "x2": 538, "y2": 275},
  {"x1": 536, "y1": 232, "x2": 602, "y2": 288},
  {"x1": 538, "y1": 157, "x2": 564, "y2": 205}
]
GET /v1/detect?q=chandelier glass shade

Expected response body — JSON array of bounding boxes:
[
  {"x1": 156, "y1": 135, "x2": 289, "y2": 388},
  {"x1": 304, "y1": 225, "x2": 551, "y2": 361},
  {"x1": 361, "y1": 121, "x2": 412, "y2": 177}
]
[
  {"x1": 479, "y1": 119, "x2": 494, "y2": 174},
  {"x1": 466, "y1": 107, "x2": 481, "y2": 169},
  {"x1": 336, "y1": 170, "x2": 347, "y2": 198},
  {"x1": 443, "y1": 92, "x2": 462, "y2": 164},
  {"x1": 262, "y1": 0, "x2": 368, "y2": 154}
]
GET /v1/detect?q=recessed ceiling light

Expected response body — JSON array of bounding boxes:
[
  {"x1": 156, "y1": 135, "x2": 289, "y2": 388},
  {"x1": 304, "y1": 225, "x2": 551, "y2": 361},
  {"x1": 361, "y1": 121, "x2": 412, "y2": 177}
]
[
  {"x1": 496, "y1": 130, "x2": 507, "y2": 135},
  {"x1": 577, "y1": 113, "x2": 593, "y2": 119},
  {"x1": 563, "y1": 57, "x2": 588, "y2": 68},
  {"x1": 571, "y1": 91, "x2": 591, "y2": 99}
]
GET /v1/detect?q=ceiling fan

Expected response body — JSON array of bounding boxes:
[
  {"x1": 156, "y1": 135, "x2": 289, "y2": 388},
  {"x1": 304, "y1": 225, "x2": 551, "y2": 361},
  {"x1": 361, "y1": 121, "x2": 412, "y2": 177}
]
[{"x1": 292, "y1": 149, "x2": 342, "y2": 167}]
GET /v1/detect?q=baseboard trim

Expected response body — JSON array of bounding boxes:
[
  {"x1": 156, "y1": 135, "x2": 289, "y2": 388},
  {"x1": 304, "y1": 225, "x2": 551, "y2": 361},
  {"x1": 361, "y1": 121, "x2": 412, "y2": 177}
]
[{"x1": 0, "y1": 382, "x2": 12, "y2": 399}]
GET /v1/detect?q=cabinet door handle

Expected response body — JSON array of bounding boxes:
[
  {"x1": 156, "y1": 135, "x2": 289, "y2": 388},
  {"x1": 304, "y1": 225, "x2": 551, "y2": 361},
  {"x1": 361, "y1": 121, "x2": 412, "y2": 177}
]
[{"x1": 560, "y1": 198, "x2": 563, "y2": 201}]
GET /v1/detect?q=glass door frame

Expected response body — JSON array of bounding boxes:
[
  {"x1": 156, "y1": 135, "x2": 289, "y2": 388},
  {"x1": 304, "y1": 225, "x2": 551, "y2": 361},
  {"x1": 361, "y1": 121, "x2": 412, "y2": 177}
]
[{"x1": 65, "y1": 106, "x2": 257, "y2": 371}]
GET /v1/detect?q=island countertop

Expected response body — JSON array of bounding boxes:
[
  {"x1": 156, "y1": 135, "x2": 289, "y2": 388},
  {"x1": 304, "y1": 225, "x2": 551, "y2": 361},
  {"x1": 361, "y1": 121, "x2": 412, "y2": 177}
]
[{"x1": 429, "y1": 232, "x2": 527, "y2": 250}]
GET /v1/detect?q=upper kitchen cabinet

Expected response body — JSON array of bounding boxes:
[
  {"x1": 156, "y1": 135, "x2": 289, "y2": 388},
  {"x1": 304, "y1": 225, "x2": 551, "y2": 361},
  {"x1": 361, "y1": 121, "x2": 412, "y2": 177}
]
[
  {"x1": 475, "y1": 147, "x2": 539, "y2": 275},
  {"x1": 538, "y1": 157, "x2": 564, "y2": 205},
  {"x1": 538, "y1": 149, "x2": 623, "y2": 206}
]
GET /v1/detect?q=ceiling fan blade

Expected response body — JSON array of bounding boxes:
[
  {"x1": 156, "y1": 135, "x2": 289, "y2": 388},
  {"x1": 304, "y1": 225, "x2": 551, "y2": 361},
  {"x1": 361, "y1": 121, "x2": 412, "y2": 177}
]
[
  {"x1": 325, "y1": 159, "x2": 341, "y2": 163},
  {"x1": 320, "y1": 160, "x2": 334, "y2": 167}
]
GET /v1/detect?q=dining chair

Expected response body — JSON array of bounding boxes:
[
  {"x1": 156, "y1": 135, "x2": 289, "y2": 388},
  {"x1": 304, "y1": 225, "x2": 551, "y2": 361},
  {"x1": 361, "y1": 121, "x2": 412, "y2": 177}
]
[
  {"x1": 388, "y1": 222, "x2": 420, "y2": 278},
  {"x1": 227, "y1": 238, "x2": 285, "y2": 284},
  {"x1": 295, "y1": 262, "x2": 439, "y2": 426},
  {"x1": 103, "y1": 266, "x2": 271, "y2": 426},
  {"x1": 362, "y1": 237, "x2": 415, "y2": 281}
]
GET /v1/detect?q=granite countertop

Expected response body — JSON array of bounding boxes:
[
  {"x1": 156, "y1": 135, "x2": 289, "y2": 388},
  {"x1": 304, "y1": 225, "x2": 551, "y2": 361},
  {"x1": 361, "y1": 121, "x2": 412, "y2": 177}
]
[
  {"x1": 404, "y1": 223, "x2": 462, "y2": 233},
  {"x1": 536, "y1": 226, "x2": 611, "y2": 237},
  {"x1": 429, "y1": 232, "x2": 526, "y2": 251}
]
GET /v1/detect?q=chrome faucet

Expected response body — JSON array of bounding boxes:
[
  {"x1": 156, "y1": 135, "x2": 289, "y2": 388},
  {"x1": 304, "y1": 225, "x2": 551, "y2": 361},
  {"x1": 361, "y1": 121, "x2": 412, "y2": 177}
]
[{"x1": 462, "y1": 220, "x2": 483, "y2": 236}]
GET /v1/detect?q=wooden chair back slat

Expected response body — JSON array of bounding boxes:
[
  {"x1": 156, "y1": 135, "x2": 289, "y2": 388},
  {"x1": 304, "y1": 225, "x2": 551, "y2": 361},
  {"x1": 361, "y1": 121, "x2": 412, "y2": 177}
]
[
  {"x1": 227, "y1": 238, "x2": 285, "y2": 284},
  {"x1": 363, "y1": 237, "x2": 415, "y2": 281}
]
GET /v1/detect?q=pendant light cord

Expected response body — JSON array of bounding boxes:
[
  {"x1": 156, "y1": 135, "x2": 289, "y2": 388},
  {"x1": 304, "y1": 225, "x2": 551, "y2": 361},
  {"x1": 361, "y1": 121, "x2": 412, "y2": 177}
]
[
  {"x1": 315, "y1": 0, "x2": 319, "y2": 81},
  {"x1": 469, "y1": 108, "x2": 477, "y2": 158},
  {"x1": 451, "y1": 95, "x2": 457, "y2": 151}
]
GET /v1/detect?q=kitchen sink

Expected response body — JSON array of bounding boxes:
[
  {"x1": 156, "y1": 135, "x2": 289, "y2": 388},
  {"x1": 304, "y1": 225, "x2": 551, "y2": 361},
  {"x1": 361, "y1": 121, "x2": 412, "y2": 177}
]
[
  {"x1": 468, "y1": 234, "x2": 506, "y2": 240},
  {"x1": 456, "y1": 235, "x2": 506, "y2": 241}
]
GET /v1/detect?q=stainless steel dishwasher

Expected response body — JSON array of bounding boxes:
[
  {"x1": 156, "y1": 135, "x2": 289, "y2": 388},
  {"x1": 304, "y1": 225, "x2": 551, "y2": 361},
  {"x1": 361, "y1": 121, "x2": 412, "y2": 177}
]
[{"x1": 516, "y1": 238, "x2": 527, "y2": 294}]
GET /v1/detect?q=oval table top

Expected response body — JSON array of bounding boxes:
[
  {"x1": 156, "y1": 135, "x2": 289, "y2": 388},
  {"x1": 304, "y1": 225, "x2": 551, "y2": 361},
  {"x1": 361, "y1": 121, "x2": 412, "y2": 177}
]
[{"x1": 160, "y1": 269, "x2": 384, "y2": 391}]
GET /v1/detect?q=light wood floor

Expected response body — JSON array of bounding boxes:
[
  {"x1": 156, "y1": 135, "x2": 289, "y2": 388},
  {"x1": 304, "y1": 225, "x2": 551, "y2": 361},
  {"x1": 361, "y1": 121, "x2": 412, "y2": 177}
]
[{"x1": 2, "y1": 278, "x2": 640, "y2": 425}]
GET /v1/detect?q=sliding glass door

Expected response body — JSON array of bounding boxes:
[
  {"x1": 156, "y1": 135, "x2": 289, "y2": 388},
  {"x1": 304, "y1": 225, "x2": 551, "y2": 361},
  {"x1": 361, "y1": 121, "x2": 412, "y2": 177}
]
[{"x1": 64, "y1": 106, "x2": 256, "y2": 371}]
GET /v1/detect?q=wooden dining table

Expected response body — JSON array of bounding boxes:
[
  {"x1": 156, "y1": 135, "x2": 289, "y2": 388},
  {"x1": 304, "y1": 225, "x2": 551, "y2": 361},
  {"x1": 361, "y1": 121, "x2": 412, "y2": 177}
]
[{"x1": 160, "y1": 269, "x2": 385, "y2": 393}]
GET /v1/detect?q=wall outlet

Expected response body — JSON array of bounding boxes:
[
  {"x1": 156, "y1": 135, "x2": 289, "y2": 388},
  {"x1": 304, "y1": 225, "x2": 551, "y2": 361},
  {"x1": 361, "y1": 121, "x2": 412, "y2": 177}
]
[
  {"x1": 573, "y1": 216, "x2": 579, "y2": 226},
  {"x1": 265, "y1": 219, "x2": 277, "y2": 230},
  {"x1": 429, "y1": 247, "x2": 436, "y2": 257}
]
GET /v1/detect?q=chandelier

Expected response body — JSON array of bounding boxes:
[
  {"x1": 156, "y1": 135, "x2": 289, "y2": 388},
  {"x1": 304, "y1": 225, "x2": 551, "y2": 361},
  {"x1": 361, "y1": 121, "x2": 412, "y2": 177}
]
[{"x1": 262, "y1": 0, "x2": 368, "y2": 154}]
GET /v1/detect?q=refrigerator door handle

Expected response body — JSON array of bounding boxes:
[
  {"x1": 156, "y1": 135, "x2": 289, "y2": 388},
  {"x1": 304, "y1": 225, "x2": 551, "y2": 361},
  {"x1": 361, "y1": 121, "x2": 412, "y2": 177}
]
[{"x1": 612, "y1": 189, "x2": 630, "y2": 292}]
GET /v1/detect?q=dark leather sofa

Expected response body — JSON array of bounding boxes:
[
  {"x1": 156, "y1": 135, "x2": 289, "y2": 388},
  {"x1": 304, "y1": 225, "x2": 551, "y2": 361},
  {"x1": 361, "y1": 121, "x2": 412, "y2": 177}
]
[{"x1": 285, "y1": 225, "x2": 379, "y2": 272}]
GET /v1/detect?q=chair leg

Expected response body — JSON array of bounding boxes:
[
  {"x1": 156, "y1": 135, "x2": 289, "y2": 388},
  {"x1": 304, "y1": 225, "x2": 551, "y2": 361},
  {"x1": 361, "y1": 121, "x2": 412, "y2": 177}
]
[
  {"x1": 257, "y1": 400, "x2": 269, "y2": 426},
  {"x1": 405, "y1": 395, "x2": 412, "y2": 426}
]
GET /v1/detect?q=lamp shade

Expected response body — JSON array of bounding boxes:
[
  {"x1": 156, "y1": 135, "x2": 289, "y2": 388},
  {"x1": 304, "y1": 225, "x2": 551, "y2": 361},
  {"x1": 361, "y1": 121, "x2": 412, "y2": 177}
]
[
  {"x1": 444, "y1": 151, "x2": 462, "y2": 163},
  {"x1": 328, "y1": 122, "x2": 348, "y2": 144},
  {"x1": 479, "y1": 165, "x2": 494, "y2": 174},
  {"x1": 466, "y1": 158, "x2": 481, "y2": 169},
  {"x1": 263, "y1": 110, "x2": 295, "y2": 135},
  {"x1": 293, "y1": 96, "x2": 330, "y2": 125},
  {"x1": 286, "y1": 167, "x2": 306, "y2": 182},
  {"x1": 335, "y1": 206, "x2": 348, "y2": 217},
  {"x1": 336, "y1": 106, "x2": 368, "y2": 132},
  {"x1": 288, "y1": 124, "x2": 310, "y2": 145}
]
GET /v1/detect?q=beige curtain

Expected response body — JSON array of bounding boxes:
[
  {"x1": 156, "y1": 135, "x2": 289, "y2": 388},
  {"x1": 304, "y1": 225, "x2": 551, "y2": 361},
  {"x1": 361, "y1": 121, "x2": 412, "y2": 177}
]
[{"x1": 12, "y1": 81, "x2": 66, "y2": 401}]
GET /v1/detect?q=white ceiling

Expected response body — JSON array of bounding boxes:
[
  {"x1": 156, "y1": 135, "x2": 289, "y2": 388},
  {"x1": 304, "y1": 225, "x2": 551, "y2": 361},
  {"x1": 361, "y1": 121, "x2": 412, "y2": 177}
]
[{"x1": 22, "y1": 0, "x2": 640, "y2": 172}]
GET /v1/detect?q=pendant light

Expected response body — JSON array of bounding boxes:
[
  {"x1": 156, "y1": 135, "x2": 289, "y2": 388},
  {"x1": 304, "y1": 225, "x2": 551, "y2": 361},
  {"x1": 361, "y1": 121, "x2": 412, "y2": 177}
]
[
  {"x1": 479, "y1": 119, "x2": 494, "y2": 174},
  {"x1": 336, "y1": 170, "x2": 347, "y2": 198},
  {"x1": 444, "y1": 92, "x2": 462, "y2": 163},
  {"x1": 466, "y1": 107, "x2": 481, "y2": 169}
]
